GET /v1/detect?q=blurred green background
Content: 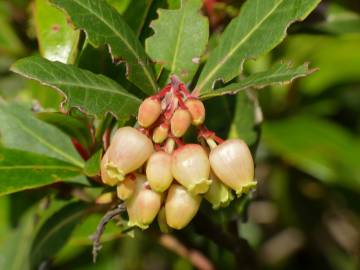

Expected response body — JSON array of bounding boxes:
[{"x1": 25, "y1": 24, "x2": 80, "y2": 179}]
[{"x1": 0, "y1": 0, "x2": 359, "y2": 269}]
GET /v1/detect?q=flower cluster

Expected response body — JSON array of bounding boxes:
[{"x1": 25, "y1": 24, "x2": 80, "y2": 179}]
[{"x1": 100, "y1": 77, "x2": 256, "y2": 230}]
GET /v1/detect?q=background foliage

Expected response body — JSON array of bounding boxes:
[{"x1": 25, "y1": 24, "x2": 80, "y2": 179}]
[{"x1": 0, "y1": 0, "x2": 359, "y2": 269}]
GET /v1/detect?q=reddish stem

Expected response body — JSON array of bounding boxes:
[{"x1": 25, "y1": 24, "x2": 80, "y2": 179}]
[
  {"x1": 103, "y1": 128, "x2": 111, "y2": 150},
  {"x1": 72, "y1": 138, "x2": 90, "y2": 160},
  {"x1": 179, "y1": 84, "x2": 192, "y2": 98},
  {"x1": 198, "y1": 125, "x2": 224, "y2": 144},
  {"x1": 155, "y1": 84, "x2": 172, "y2": 99}
]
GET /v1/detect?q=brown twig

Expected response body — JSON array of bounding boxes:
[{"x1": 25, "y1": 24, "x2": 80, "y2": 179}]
[
  {"x1": 90, "y1": 204, "x2": 126, "y2": 262},
  {"x1": 159, "y1": 234, "x2": 215, "y2": 270}
]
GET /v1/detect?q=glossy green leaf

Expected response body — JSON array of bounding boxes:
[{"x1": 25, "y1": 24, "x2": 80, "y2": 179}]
[
  {"x1": 0, "y1": 101, "x2": 83, "y2": 167},
  {"x1": 200, "y1": 63, "x2": 315, "y2": 99},
  {"x1": 123, "y1": 0, "x2": 154, "y2": 37},
  {"x1": 37, "y1": 112, "x2": 93, "y2": 149},
  {"x1": 146, "y1": 0, "x2": 209, "y2": 83},
  {"x1": 11, "y1": 56, "x2": 141, "y2": 120},
  {"x1": 30, "y1": 202, "x2": 89, "y2": 268},
  {"x1": 262, "y1": 115, "x2": 360, "y2": 190},
  {"x1": 50, "y1": 0, "x2": 158, "y2": 94},
  {"x1": 194, "y1": 0, "x2": 321, "y2": 95},
  {"x1": 34, "y1": 0, "x2": 80, "y2": 63},
  {"x1": 0, "y1": 148, "x2": 85, "y2": 196}
]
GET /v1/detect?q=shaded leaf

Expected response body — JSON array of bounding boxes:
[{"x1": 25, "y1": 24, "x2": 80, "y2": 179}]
[
  {"x1": 50, "y1": 0, "x2": 158, "y2": 94},
  {"x1": 84, "y1": 149, "x2": 102, "y2": 177},
  {"x1": 0, "y1": 101, "x2": 83, "y2": 167},
  {"x1": 146, "y1": 0, "x2": 209, "y2": 83},
  {"x1": 37, "y1": 112, "x2": 93, "y2": 150},
  {"x1": 315, "y1": 3, "x2": 360, "y2": 35},
  {"x1": 0, "y1": 148, "x2": 85, "y2": 196},
  {"x1": 30, "y1": 202, "x2": 89, "y2": 268},
  {"x1": 200, "y1": 63, "x2": 315, "y2": 99},
  {"x1": 228, "y1": 90, "x2": 260, "y2": 145},
  {"x1": 0, "y1": 205, "x2": 35, "y2": 270},
  {"x1": 11, "y1": 56, "x2": 141, "y2": 120},
  {"x1": 194, "y1": 0, "x2": 321, "y2": 95},
  {"x1": 0, "y1": 9, "x2": 25, "y2": 56},
  {"x1": 34, "y1": 0, "x2": 80, "y2": 63},
  {"x1": 262, "y1": 115, "x2": 360, "y2": 190},
  {"x1": 123, "y1": 0, "x2": 154, "y2": 37}
]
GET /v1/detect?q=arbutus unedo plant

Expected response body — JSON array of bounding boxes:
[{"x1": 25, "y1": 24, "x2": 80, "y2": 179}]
[{"x1": 1, "y1": 0, "x2": 327, "y2": 269}]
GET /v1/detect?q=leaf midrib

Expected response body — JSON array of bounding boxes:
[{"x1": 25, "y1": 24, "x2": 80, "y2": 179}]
[
  {"x1": 196, "y1": 0, "x2": 283, "y2": 93},
  {"x1": 71, "y1": 0, "x2": 158, "y2": 92},
  {"x1": 0, "y1": 165, "x2": 80, "y2": 171},
  {"x1": 170, "y1": 7, "x2": 187, "y2": 75},
  {"x1": 7, "y1": 115, "x2": 83, "y2": 167}
]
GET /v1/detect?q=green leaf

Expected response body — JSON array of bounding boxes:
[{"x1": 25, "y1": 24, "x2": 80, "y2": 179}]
[
  {"x1": 194, "y1": 0, "x2": 321, "y2": 95},
  {"x1": 0, "y1": 101, "x2": 83, "y2": 167},
  {"x1": 0, "y1": 205, "x2": 35, "y2": 270},
  {"x1": 37, "y1": 112, "x2": 93, "y2": 150},
  {"x1": 0, "y1": 148, "x2": 85, "y2": 196},
  {"x1": 123, "y1": 0, "x2": 154, "y2": 37},
  {"x1": 30, "y1": 202, "x2": 89, "y2": 268},
  {"x1": 11, "y1": 56, "x2": 141, "y2": 120},
  {"x1": 315, "y1": 3, "x2": 360, "y2": 35},
  {"x1": 228, "y1": 90, "x2": 260, "y2": 145},
  {"x1": 262, "y1": 115, "x2": 360, "y2": 190},
  {"x1": 200, "y1": 63, "x2": 315, "y2": 99},
  {"x1": 0, "y1": 9, "x2": 25, "y2": 56},
  {"x1": 146, "y1": 0, "x2": 209, "y2": 83},
  {"x1": 84, "y1": 149, "x2": 102, "y2": 177},
  {"x1": 34, "y1": 0, "x2": 80, "y2": 63},
  {"x1": 50, "y1": 0, "x2": 158, "y2": 95}
]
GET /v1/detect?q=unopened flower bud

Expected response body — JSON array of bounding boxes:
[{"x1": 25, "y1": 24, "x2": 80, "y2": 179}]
[
  {"x1": 204, "y1": 172, "x2": 234, "y2": 209},
  {"x1": 146, "y1": 151, "x2": 173, "y2": 192},
  {"x1": 209, "y1": 139, "x2": 256, "y2": 195},
  {"x1": 171, "y1": 144, "x2": 211, "y2": 194},
  {"x1": 185, "y1": 98, "x2": 205, "y2": 125},
  {"x1": 170, "y1": 108, "x2": 192, "y2": 137},
  {"x1": 96, "y1": 192, "x2": 114, "y2": 204},
  {"x1": 165, "y1": 184, "x2": 201, "y2": 229},
  {"x1": 100, "y1": 151, "x2": 118, "y2": 186},
  {"x1": 152, "y1": 123, "x2": 169, "y2": 144},
  {"x1": 106, "y1": 127, "x2": 153, "y2": 181},
  {"x1": 138, "y1": 97, "x2": 162, "y2": 127},
  {"x1": 117, "y1": 174, "x2": 136, "y2": 200},
  {"x1": 126, "y1": 174, "x2": 161, "y2": 229}
]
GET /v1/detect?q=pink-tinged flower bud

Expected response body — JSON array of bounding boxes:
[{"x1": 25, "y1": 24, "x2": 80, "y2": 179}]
[
  {"x1": 126, "y1": 174, "x2": 161, "y2": 229},
  {"x1": 106, "y1": 127, "x2": 154, "y2": 181},
  {"x1": 146, "y1": 151, "x2": 173, "y2": 192},
  {"x1": 100, "y1": 151, "x2": 118, "y2": 186},
  {"x1": 185, "y1": 98, "x2": 205, "y2": 125},
  {"x1": 165, "y1": 184, "x2": 201, "y2": 229},
  {"x1": 171, "y1": 144, "x2": 211, "y2": 194},
  {"x1": 170, "y1": 108, "x2": 192, "y2": 137},
  {"x1": 117, "y1": 175, "x2": 136, "y2": 200},
  {"x1": 204, "y1": 172, "x2": 234, "y2": 209},
  {"x1": 137, "y1": 97, "x2": 162, "y2": 127},
  {"x1": 152, "y1": 123, "x2": 169, "y2": 144},
  {"x1": 209, "y1": 139, "x2": 256, "y2": 195}
]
